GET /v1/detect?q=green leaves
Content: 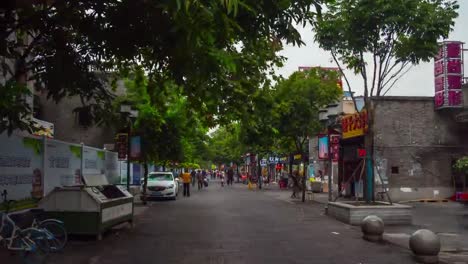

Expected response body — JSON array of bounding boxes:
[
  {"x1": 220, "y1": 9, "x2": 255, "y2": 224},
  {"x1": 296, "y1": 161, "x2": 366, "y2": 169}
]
[
  {"x1": 454, "y1": 157, "x2": 468, "y2": 174},
  {"x1": 315, "y1": 0, "x2": 458, "y2": 96}
]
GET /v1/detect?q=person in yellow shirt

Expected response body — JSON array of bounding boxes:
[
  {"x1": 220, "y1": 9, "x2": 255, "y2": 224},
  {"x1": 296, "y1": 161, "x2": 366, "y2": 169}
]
[{"x1": 181, "y1": 170, "x2": 192, "y2": 197}]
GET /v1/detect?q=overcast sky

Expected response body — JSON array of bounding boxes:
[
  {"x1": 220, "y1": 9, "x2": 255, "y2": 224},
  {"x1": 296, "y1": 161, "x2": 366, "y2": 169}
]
[{"x1": 276, "y1": 2, "x2": 468, "y2": 97}]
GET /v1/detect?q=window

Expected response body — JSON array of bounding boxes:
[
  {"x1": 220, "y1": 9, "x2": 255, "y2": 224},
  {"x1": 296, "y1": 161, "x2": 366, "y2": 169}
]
[{"x1": 391, "y1": 166, "x2": 399, "y2": 174}]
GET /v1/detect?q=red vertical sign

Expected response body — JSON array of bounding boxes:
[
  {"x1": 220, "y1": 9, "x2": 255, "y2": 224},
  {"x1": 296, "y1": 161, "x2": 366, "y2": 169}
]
[
  {"x1": 434, "y1": 41, "x2": 464, "y2": 109},
  {"x1": 116, "y1": 133, "x2": 128, "y2": 160}
]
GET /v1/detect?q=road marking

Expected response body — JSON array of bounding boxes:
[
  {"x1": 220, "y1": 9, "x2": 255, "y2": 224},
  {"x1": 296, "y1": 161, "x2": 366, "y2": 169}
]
[{"x1": 331, "y1": 232, "x2": 340, "y2": 235}]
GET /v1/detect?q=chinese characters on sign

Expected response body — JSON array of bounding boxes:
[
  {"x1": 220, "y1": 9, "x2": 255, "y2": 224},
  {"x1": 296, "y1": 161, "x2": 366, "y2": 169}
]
[
  {"x1": 329, "y1": 135, "x2": 340, "y2": 162},
  {"x1": 434, "y1": 41, "x2": 464, "y2": 109},
  {"x1": 342, "y1": 110, "x2": 368, "y2": 139},
  {"x1": 115, "y1": 133, "x2": 128, "y2": 160}
]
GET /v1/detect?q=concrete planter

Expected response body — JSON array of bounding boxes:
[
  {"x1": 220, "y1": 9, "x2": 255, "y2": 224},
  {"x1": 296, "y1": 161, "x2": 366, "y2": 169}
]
[{"x1": 327, "y1": 201, "x2": 412, "y2": 225}]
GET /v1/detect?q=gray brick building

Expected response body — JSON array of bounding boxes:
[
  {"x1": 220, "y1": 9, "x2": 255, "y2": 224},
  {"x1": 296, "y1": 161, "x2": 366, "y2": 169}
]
[{"x1": 309, "y1": 93, "x2": 468, "y2": 202}]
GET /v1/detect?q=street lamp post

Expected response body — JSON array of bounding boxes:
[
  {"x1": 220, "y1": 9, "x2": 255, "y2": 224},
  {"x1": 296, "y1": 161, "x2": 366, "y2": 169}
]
[{"x1": 120, "y1": 105, "x2": 139, "y2": 191}]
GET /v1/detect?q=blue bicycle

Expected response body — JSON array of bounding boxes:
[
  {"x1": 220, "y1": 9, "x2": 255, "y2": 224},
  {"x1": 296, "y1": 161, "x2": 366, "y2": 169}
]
[{"x1": 0, "y1": 210, "x2": 54, "y2": 264}]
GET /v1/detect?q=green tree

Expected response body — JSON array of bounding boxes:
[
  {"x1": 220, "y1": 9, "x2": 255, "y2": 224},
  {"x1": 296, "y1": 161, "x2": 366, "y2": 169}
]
[
  {"x1": 314, "y1": 0, "x2": 459, "y2": 202},
  {"x1": 1, "y1": 0, "x2": 327, "y2": 134},
  {"x1": 272, "y1": 68, "x2": 342, "y2": 201}
]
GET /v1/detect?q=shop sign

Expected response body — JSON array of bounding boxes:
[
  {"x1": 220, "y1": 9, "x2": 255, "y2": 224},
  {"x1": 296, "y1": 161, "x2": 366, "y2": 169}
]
[
  {"x1": 268, "y1": 157, "x2": 279, "y2": 164},
  {"x1": 434, "y1": 41, "x2": 464, "y2": 109},
  {"x1": 342, "y1": 111, "x2": 368, "y2": 139},
  {"x1": 32, "y1": 118, "x2": 54, "y2": 138},
  {"x1": 260, "y1": 159, "x2": 267, "y2": 167},
  {"x1": 115, "y1": 133, "x2": 128, "y2": 160},
  {"x1": 318, "y1": 135, "x2": 329, "y2": 160},
  {"x1": 129, "y1": 136, "x2": 141, "y2": 161},
  {"x1": 280, "y1": 156, "x2": 288, "y2": 163},
  {"x1": 293, "y1": 154, "x2": 302, "y2": 161},
  {"x1": 329, "y1": 135, "x2": 340, "y2": 162},
  {"x1": 358, "y1": 148, "x2": 366, "y2": 157}
]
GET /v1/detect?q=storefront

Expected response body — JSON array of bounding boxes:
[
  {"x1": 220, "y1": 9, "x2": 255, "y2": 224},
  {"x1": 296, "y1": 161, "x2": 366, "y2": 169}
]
[{"x1": 337, "y1": 110, "x2": 368, "y2": 199}]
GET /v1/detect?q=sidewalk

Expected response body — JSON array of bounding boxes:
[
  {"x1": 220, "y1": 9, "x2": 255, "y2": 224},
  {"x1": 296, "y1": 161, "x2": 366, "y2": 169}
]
[
  {"x1": 257, "y1": 184, "x2": 468, "y2": 263},
  {"x1": 259, "y1": 183, "x2": 329, "y2": 204},
  {"x1": 383, "y1": 202, "x2": 468, "y2": 263}
]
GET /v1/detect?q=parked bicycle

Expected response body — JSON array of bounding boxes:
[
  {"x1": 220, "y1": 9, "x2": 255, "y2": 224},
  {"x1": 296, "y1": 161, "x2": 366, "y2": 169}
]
[
  {"x1": 2, "y1": 200, "x2": 68, "y2": 253},
  {"x1": 0, "y1": 210, "x2": 53, "y2": 264}
]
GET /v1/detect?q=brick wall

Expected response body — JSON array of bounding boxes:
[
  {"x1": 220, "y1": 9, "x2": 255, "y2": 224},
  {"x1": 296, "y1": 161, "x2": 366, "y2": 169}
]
[{"x1": 373, "y1": 96, "x2": 468, "y2": 201}]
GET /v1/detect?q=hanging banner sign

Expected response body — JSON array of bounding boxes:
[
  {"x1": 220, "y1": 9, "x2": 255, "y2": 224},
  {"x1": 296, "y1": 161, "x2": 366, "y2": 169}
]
[
  {"x1": 115, "y1": 133, "x2": 128, "y2": 160},
  {"x1": 129, "y1": 136, "x2": 141, "y2": 161},
  {"x1": 434, "y1": 41, "x2": 464, "y2": 109},
  {"x1": 318, "y1": 135, "x2": 329, "y2": 160},
  {"x1": 342, "y1": 110, "x2": 368, "y2": 139}
]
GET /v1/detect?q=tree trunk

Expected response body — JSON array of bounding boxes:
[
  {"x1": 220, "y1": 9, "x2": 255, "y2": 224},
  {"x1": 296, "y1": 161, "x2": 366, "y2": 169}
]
[
  {"x1": 142, "y1": 161, "x2": 149, "y2": 205},
  {"x1": 301, "y1": 151, "x2": 307, "y2": 203},
  {"x1": 364, "y1": 99, "x2": 375, "y2": 203},
  {"x1": 257, "y1": 155, "x2": 262, "y2": 189}
]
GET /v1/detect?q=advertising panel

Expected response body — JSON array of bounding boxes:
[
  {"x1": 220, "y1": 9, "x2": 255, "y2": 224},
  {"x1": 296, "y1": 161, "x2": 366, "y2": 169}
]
[
  {"x1": 318, "y1": 135, "x2": 329, "y2": 160},
  {"x1": 83, "y1": 147, "x2": 106, "y2": 185},
  {"x1": 44, "y1": 140, "x2": 82, "y2": 194},
  {"x1": 434, "y1": 41, "x2": 464, "y2": 109},
  {"x1": 130, "y1": 136, "x2": 141, "y2": 161},
  {"x1": 105, "y1": 151, "x2": 120, "y2": 184},
  {"x1": 341, "y1": 110, "x2": 368, "y2": 139},
  {"x1": 0, "y1": 133, "x2": 43, "y2": 200}
]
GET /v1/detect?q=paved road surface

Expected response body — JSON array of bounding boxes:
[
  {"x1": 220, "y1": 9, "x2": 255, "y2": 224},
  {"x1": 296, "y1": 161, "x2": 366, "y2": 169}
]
[{"x1": 5, "y1": 182, "x2": 416, "y2": 264}]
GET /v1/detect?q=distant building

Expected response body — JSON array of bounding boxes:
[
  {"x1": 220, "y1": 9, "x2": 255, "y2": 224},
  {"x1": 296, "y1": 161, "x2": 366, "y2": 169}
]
[
  {"x1": 35, "y1": 77, "x2": 127, "y2": 148},
  {"x1": 310, "y1": 92, "x2": 468, "y2": 202}
]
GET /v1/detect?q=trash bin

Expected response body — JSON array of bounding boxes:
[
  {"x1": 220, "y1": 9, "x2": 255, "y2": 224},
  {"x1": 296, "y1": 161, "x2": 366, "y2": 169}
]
[{"x1": 38, "y1": 174, "x2": 134, "y2": 240}]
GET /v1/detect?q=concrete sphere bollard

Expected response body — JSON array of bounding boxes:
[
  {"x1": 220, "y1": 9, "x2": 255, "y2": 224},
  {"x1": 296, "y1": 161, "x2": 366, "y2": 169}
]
[
  {"x1": 409, "y1": 229, "x2": 441, "y2": 264},
  {"x1": 361, "y1": 215, "x2": 384, "y2": 242}
]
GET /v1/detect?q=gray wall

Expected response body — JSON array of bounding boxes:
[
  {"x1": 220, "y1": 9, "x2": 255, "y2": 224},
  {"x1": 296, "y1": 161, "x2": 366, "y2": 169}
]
[
  {"x1": 373, "y1": 96, "x2": 468, "y2": 201},
  {"x1": 37, "y1": 78, "x2": 127, "y2": 148}
]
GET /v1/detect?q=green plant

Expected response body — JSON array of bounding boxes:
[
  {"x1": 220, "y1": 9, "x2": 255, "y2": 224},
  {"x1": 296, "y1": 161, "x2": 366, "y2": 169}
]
[{"x1": 454, "y1": 157, "x2": 468, "y2": 174}]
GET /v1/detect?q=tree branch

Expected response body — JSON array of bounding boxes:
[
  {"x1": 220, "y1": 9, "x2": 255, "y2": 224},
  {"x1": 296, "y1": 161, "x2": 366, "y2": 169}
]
[
  {"x1": 359, "y1": 51, "x2": 369, "y2": 99},
  {"x1": 380, "y1": 61, "x2": 410, "y2": 91},
  {"x1": 381, "y1": 64, "x2": 412, "y2": 96},
  {"x1": 330, "y1": 51, "x2": 358, "y2": 112},
  {"x1": 370, "y1": 51, "x2": 378, "y2": 97}
]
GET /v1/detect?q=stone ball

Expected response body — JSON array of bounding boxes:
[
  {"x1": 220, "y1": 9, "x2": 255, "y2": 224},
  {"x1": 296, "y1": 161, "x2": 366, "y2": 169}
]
[
  {"x1": 361, "y1": 215, "x2": 384, "y2": 236},
  {"x1": 409, "y1": 229, "x2": 440, "y2": 256}
]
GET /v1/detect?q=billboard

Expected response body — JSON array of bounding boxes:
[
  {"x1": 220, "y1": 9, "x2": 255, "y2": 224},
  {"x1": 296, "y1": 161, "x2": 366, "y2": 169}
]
[
  {"x1": 434, "y1": 41, "x2": 464, "y2": 109},
  {"x1": 0, "y1": 133, "x2": 43, "y2": 200},
  {"x1": 341, "y1": 110, "x2": 368, "y2": 139},
  {"x1": 44, "y1": 140, "x2": 82, "y2": 193},
  {"x1": 318, "y1": 135, "x2": 329, "y2": 160},
  {"x1": 130, "y1": 136, "x2": 141, "y2": 161}
]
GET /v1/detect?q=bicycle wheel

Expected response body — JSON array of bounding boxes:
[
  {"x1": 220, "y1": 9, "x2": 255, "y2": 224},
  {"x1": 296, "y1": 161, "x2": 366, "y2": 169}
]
[
  {"x1": 20, "y1": 233, "x2": 50, "y2": 264},
  {"x1": 39, "y1": 220, "x2": 67, "y2": 252}
]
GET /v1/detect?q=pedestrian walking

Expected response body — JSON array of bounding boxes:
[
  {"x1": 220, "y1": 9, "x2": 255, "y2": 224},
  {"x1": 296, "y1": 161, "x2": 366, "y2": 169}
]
[
  {"x1": 290, "y1": 170, "x2": 301, "y2": 199},
  {"x1": 181, "y1": 169, "x2": 192, "y2": 197},
  {"x1": 191, "y1": 169, "x2": 196, "y2": 187},
  {"x1": 227, "y1": 167, "x2": 234, "y2": 186},
  {"x1": 197, "y1": 170, "x2": 203, "y2": 190}
]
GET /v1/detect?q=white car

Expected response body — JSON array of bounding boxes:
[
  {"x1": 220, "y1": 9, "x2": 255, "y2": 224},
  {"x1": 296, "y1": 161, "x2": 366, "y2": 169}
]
[{"x1": 141, "y1": 172, "x2": 179, "y2": 200}]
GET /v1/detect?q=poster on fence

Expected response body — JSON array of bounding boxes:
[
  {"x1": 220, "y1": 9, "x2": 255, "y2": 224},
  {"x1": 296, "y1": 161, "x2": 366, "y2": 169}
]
[
  {"x1": 83, "y1": 146, "x2": 105, "y2": 178},
  {"x1": 44, "y1": 140, "x2": 81, "y2": 194},
  {"x1": 105, "y1": 151, "x2": 120, "y2": 184},
  {"x1": 0, "y1": 133, "x2": 43, "y2": 200}
]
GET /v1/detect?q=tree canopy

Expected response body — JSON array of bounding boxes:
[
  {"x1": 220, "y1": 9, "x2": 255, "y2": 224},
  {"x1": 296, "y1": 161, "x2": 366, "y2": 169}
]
[
  {"x1": 314, "y1": 0, "x2": 459, "y2": 99},
  {"x1": 1, "y1": 0, "x2": 328, "y2": 134}
]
